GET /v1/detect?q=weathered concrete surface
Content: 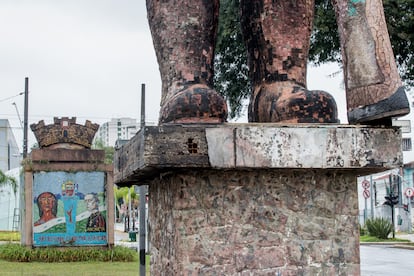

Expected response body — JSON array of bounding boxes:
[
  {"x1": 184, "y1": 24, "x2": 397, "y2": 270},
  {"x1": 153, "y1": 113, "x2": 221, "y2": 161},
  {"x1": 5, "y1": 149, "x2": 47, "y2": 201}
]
[
  {"x1": 114, "y1": 124, "x2": 402, "y2": 275},
  {"x1": 31, "y1": 148, "x2": 105, "y2": 162},
  {"x1": 114, "y1": 124, "x2": 402, "y2": 185},
  {"x1": 28, "y1": 148, "x2": 111, "y2": 173}
]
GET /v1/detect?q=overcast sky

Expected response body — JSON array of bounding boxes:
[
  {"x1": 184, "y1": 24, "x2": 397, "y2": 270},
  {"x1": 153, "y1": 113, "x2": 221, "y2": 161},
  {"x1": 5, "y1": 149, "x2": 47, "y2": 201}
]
[{"x1": 0, "y1": 0, "x2": 347, "y2": 151}]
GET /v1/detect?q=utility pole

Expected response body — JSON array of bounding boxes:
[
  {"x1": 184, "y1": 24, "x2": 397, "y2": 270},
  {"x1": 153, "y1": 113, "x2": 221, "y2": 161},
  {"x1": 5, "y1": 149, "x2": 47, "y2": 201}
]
[
  {"x1": 23, "y1": 77, "x2": 29, "y2": 158},
  {"x1": 370, "y1": 175, "x2": 374, "y2": 219},
  {"x1": 408, "y1": 189, "x2": 413, "y2": 234},
  {"x1": 140, "y1": 83, "x2": 145, "y2": 128},
  {"x1": 128, "y1": 188, "x2": 132, "y2": 232},
  {"x1": 139, "y1": 83, "x2": 146, "y2": 276}
]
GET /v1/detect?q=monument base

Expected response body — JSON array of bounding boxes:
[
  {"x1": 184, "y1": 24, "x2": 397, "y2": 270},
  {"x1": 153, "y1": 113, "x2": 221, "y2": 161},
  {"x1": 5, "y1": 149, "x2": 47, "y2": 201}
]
[{"x1": 114, "y1": 124, "x2": 402, "y2": 275}]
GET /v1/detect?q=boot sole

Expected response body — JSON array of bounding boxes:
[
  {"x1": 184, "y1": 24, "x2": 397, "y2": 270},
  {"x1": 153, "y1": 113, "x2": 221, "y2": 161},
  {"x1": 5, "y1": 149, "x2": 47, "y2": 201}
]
[{"x1": 348, "y1": 86, "x2": 410, "y2": 125}]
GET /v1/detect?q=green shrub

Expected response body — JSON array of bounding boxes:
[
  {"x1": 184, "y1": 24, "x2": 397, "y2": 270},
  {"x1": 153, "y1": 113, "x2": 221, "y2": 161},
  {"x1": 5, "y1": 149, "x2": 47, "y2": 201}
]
[
  {"x1": 359, "y1": 224, "x2": 367, "y2": 236},
  {"x1": 0, "y1": 244, "x2": 137, "y2": 262},
  {"x1": 107, "y1": 245, "x2": 136, "y2": 262},
  {"x1": 365, "y1": 217, "x2": 393, "y2": 239}
]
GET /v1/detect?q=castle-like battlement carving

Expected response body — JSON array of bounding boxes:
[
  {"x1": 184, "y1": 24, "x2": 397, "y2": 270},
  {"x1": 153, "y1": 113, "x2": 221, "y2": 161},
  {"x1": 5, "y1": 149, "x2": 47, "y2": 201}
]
[{"x1": 30, "y1": 117, "x2": 99, "y2": 149}]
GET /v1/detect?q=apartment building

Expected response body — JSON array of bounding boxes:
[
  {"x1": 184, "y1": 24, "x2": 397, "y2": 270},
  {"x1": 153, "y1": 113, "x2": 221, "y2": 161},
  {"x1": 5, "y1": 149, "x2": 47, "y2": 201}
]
[
  {"x1": 0, "y1": 119, "x2": 21, "y2": 171},
  {"x1": 94, "y1": 118, "x2": 140, "y2": 147}
]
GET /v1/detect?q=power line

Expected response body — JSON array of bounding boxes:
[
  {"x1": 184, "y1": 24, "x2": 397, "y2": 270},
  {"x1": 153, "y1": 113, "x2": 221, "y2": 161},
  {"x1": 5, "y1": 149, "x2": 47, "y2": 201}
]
[
  {"x1": 0, "y1": 126, "x2": 23, "y2": 130},
  {"x1": 12, "y1": 103, "x2": 23, "y2": 130},
  {"x1": 0, "y1": 92, "x2": 24, "y2": 103},
  {"x1": 1, "y1": 112, "x2": 159, "y2": 126}
]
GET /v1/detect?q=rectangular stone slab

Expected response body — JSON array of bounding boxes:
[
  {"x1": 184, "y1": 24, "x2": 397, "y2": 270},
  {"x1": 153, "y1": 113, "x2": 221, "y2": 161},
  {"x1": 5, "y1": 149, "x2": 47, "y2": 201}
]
[
  {"x1": 31, "y1": 148, "x2": 105, "y2": 162},
  {"x1": 114, "y1": 124, "x2": 402, "y2": 185}
]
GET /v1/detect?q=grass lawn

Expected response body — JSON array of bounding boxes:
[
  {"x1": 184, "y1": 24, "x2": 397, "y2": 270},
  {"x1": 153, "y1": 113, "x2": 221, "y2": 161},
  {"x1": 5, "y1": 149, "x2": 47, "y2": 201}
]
[
  {"x1": 0, "y1": 259, "x2": 147, "y2": 275},
  {"x1": 0, "y1": 256, "x2": 150, "y2": 276},
  {"x1": 0, "y1": 232, "x2": 150, "y2": 275},
  {"x1": 360, "y1": 235, "x2": 412, "y2": 243}
]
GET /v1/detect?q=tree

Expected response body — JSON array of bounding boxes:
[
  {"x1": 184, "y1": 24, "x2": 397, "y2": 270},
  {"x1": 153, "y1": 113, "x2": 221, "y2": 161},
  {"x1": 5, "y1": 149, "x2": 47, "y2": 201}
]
[
  {"x1": 214, "y1": 0, "x2": 250, "y2": 119},
  {"x1": 0, "y1": 170, "x2": 17, "y2": 195},
  {"x1": 309, "y1": 0, "x2": 341, "y2": 64},
  {"x1": 114, "y1": 185, "x2": 138, "y2": 222},
  {"x1": 92, "y1": 139, "x2": 115, "y2": 164},
  {"x1": 383, "y1": 0, "x2": 414, "y2": 86},
  {"x1": 215, "y1": 0, "x2": 414, "y2": 117},
  {"x1": 114, "y1": 186, "x2": 129, "y2": 221}
]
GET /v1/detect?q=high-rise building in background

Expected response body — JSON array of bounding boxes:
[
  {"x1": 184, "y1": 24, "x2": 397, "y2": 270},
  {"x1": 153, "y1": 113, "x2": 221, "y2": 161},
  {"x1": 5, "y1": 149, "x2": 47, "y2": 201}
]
[
  {"x1": 94, "y1": 118, "x2": 141, "y2": 147},
  {"x1": 0, "y1": 119, "x2": 21, "y2": 231},
  {"x1": 0, "y1": 119, "x2": 22, "y2": 171},
  {"x1": 393, "y1": 103, "x2": 414, "y2": 164}
]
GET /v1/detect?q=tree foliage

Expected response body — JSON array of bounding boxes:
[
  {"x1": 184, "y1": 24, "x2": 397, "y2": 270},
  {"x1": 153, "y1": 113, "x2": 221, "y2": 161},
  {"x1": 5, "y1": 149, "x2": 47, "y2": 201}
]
[
  {"x1": 0, "y1": 170, "x2": 17, "y2": 195},
  {"x1": 214, "y1": 0, "x2": 250, "y2": 119},
  {"x1": 114, "y1": 185, "x2": 139, "y2": 221},
  {"x1": 92, "y1": 139, "x2": 114, "y2": 164},
  {"x1": 114, "y1": 186, "x2": 137, "y2": 205},
  {"x1": 383, "y1": 0, "x2": 414, "y2": 86},
  {"x1": 215, "y1": 0, "x2": 414, "y2": 118},
  {"x1": 309, "y1": 0, "x2": 341, "y2": 64}
]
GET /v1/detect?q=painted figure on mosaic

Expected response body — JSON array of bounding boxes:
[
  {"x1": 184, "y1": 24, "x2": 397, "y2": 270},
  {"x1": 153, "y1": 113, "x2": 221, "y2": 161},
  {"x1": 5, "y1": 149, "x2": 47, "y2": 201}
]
[
  {"x1": 62, "y1": 180, "x2": 78, "y2": 235},
  {"x1": 146, "y1": 0, "x2": 409, "y2": 125},
  {"x1": 84, "y1": 193, "x2": 106, "y2": 232},
  {"x1": 34, "y1": 192, "x2": 58, "y2": 226}
]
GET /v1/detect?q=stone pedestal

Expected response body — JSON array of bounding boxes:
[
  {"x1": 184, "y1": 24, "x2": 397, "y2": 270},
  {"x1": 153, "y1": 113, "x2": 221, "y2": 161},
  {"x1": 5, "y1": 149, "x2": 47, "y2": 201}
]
[{"x1": 114, "y1": 124, "x2": 402, "y2": 275}]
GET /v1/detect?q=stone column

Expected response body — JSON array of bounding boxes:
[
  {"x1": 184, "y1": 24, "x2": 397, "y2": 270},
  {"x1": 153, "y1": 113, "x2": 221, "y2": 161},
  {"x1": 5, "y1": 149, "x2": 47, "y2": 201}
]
[{"x1": 115, "y1": 124, "x2": 402, "y2": 275}]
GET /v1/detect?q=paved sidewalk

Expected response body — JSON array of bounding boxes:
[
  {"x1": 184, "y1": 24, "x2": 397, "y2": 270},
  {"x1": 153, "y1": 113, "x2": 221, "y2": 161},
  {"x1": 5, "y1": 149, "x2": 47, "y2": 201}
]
[
  {"x1": 114, "y1": 222, "x2": 139, "y2": 249},
  {"x1": 395, "y1": 232, "x2": 414, "y2": 242}
]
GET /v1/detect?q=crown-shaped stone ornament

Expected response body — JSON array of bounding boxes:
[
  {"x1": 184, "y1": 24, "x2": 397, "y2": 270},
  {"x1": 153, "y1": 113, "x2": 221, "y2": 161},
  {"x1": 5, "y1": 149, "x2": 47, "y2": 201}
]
[{"x1": 30, "y1": 117, "x2": 99, "y2": 149}]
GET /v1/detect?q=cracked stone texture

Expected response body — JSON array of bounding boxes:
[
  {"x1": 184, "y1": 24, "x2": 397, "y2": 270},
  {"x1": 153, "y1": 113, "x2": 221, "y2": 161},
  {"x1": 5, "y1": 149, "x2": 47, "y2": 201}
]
[
  {"x1": 149, "y1": 169, "x2": 360, "y2": 275},
  {"x1": 333, "y1": 0, "x2": 402, "y2": 109}
]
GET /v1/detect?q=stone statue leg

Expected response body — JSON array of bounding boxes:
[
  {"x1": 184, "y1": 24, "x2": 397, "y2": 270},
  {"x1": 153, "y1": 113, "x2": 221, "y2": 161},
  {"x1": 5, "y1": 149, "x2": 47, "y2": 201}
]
[
  {"x1": 146, "y1": 0, "x2": 228, "y2": 124},
  {"x1": 240, "y1": 0, "x2": 339, "y2": 123},
  {"x1": 333, "y1": 0, "x2": 409, "y2": 125}
]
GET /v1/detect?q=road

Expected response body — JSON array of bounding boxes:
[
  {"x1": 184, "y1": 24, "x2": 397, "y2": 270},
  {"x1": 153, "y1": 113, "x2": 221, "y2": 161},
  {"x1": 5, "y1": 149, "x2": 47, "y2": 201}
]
[{"x1": 361, "y1": 244, "x2": 414, "y2": 275}]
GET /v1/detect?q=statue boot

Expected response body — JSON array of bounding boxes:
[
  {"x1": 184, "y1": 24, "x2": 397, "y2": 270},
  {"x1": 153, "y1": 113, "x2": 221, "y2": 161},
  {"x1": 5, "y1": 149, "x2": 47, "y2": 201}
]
[
  {"x1": 248, "y1": 82, "x2": 338, "y2": 123},
  {"x1": 159, "y1": 84, "x2": 227, "y2": 124},
  {"x1": 147, "y1": 0, "x2": 227, "y2": 124},
  {"x1": 240, "y1": 0, "x2": 338, "y2": 123},
  {"x1": 333, "y1": 0, "x2": 409, "y2": 125}
]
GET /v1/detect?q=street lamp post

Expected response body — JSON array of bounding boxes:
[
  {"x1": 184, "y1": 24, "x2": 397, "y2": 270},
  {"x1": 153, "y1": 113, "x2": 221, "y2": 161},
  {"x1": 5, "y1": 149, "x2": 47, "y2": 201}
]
[
  {"x1": 139, "y1": 83, "x2": 146, "y2": 276},
  {"x1": 23, "y1": 77, "x2": 29, "y2": 158}
]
